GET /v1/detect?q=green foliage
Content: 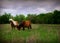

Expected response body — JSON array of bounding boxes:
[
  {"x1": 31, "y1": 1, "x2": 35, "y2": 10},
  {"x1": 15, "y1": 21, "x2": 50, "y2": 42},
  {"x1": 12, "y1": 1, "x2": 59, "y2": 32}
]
[
  {"x1": 26, "y1": 14, "x2": 37, "y2": 23},
  {"x1": 26, "y1": 10, "x2": 60, "y2": 24},
  {"x1": 14, "y1": 14, "x2": 26, "y2": 23},
  {"x1": 0, "y1": 24, "x2": 59, "y2": 43},
  {"x1": 0, "y1": 10, "x2": 60, "y2": 24},
  {"x1": 53, "y1": 10, "x2": 60, "y2": 24},
  {"x1": 0, "y1": 13, "x2": 12, "y2": 24}
]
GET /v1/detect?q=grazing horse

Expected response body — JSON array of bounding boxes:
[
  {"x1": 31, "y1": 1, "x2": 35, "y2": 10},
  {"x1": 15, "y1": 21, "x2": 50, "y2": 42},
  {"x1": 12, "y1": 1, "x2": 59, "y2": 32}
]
[
  {"x1": 9, "y1": 19, "x2": 19, "y2": 30},
  {"x1": 17, "y1": 20, "x2": 32, "y2": 30}
]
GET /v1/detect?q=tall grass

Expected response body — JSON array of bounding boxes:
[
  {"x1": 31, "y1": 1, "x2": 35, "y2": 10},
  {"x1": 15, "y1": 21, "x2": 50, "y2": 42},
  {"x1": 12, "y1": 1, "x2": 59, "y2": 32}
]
[{"x1": 0, "y1": 24, "x2": 60, "y2": 43}]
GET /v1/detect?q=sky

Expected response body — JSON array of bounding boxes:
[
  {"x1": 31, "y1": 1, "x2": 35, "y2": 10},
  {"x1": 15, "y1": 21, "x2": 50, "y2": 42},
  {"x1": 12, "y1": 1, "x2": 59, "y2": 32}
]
[{"x1": 0, "y1": 0, "x2": 60, "y2": 16}]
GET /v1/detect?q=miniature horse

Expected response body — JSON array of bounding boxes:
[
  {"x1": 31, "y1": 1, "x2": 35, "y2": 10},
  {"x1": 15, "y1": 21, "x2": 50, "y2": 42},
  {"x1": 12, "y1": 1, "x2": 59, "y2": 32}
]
[
  {"x1": 9, "y1": 19, "x2": 19, "y2": 30},
  {"x1": 17, "y1": 20, "x2": 32, "y2": 30}
]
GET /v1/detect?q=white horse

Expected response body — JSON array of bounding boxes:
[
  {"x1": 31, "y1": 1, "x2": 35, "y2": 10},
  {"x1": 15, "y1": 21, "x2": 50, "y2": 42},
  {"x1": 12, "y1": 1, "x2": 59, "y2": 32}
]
[{"x1": 9, "y1": 19, "x2": 19, "y2": 29}]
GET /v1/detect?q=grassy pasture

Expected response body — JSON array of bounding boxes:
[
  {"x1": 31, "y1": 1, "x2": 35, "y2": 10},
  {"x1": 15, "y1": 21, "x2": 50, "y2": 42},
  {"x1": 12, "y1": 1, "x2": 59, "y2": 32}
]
[{"x1": 0, "y1": 24, "x2": 60, "y2": 43}]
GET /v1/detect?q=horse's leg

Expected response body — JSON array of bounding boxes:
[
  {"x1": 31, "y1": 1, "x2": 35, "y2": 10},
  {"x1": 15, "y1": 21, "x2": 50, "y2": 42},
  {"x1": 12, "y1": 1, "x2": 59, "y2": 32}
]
[
  {"x1": 17, "y1": 26, "x2": 20, "y2": 31},
  {"x1": 12, "y1": 26, "x2": 15, "y2": 30},
  {"x1": 28, "y1": 26, "x2": 30, "y2": 30},
  {"x1": 23, "y1": 27, "x2": 25, "y2": 30},
  {"x1": 29, "y1": 25, "x2": 32, "y2": 29},
  {"x1": 11, "y1": 24, "x2": 14, "y2": 30},
  {"x1": 11, "y1": 25, "x2": 13, "y2": 30},
  {"x1": 17, "y1": 27, "x2": 20, "y2": 30}
]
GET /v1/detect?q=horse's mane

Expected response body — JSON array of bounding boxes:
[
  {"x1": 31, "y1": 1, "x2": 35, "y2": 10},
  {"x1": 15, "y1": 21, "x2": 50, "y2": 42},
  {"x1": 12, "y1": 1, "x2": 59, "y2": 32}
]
[{"x1": 9, "y1": 19, "x2": 18, "y2": 26}]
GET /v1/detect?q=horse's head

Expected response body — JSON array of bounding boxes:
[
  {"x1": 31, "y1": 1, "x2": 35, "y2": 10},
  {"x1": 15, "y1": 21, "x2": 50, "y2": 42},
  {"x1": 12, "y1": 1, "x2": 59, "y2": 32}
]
[
  {"x1": 9, "y1": 19, "x2": 14, "y2": 24},
  {"x1": 16, "y1": 23, "x2": 22, "y2": 30},
  {"x1": 9, "y1": 19, "x2": 14, "y2": 22},
  {"x1": 17, "y1": 25, "x2": 21, "y2": 30}
]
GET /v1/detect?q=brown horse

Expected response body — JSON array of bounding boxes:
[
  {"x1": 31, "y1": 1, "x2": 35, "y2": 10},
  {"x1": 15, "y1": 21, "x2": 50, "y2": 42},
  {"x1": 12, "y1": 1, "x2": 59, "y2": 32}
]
[
  {"x1": 17, "y1": 20, "x2": 32, "y2": 30},
  {"x1": 9, "y1": 19, "x2": 19, "y2": 30}
]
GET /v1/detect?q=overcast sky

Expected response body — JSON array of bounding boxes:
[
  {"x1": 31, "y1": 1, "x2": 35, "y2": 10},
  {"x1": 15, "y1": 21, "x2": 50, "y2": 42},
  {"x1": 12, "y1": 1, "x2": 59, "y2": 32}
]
[{"x1": 0, "y1": 0, "x2": 60, "y2": 16}]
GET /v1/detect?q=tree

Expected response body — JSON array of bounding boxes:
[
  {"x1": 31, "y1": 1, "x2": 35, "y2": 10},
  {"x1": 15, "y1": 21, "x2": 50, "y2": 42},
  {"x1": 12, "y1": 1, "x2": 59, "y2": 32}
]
[
  {"x1": 0, "y1": 10, "x2": 60, "y2": 24},
  {"x1": 0, "y1": 13, "x2": 12, "y2": 24},
  {"x1": 26, "y1": 14, "x2": 37, "y2": 23},
  {"x1": 53, "y1": 10, "x2": 60, "y2": 24},
  {"x1": 14, "y1": 14, "x2": 25, "y2": 23}
]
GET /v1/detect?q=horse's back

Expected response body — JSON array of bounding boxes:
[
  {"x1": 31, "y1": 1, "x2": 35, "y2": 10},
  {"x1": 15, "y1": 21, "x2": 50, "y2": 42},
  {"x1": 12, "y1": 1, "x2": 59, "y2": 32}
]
[
  {"x1": 24, "y1": 20, "x2": 31, "y2": 27},
  {"x1": 14, "y1": 21, "x2": 19, "y2": 26}
]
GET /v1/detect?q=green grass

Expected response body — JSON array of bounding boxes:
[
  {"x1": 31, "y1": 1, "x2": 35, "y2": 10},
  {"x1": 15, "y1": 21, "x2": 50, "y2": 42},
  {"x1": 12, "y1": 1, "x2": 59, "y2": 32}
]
[{"x1": 0, "y1": 24, "x2": 60, "y2": 43}]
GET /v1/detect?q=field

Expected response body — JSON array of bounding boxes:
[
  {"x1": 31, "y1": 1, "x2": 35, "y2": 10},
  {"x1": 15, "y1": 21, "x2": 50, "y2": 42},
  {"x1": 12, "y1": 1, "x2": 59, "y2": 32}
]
[{"x1": 0, "y1": 24, "x2": 60, "y2": 43}]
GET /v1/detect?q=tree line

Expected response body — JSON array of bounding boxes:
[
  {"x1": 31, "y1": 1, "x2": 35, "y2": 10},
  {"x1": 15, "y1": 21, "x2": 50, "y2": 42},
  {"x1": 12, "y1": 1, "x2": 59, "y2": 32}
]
[{"x1": 0, "y1": 10, "x2": 60, "y2": 24}]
